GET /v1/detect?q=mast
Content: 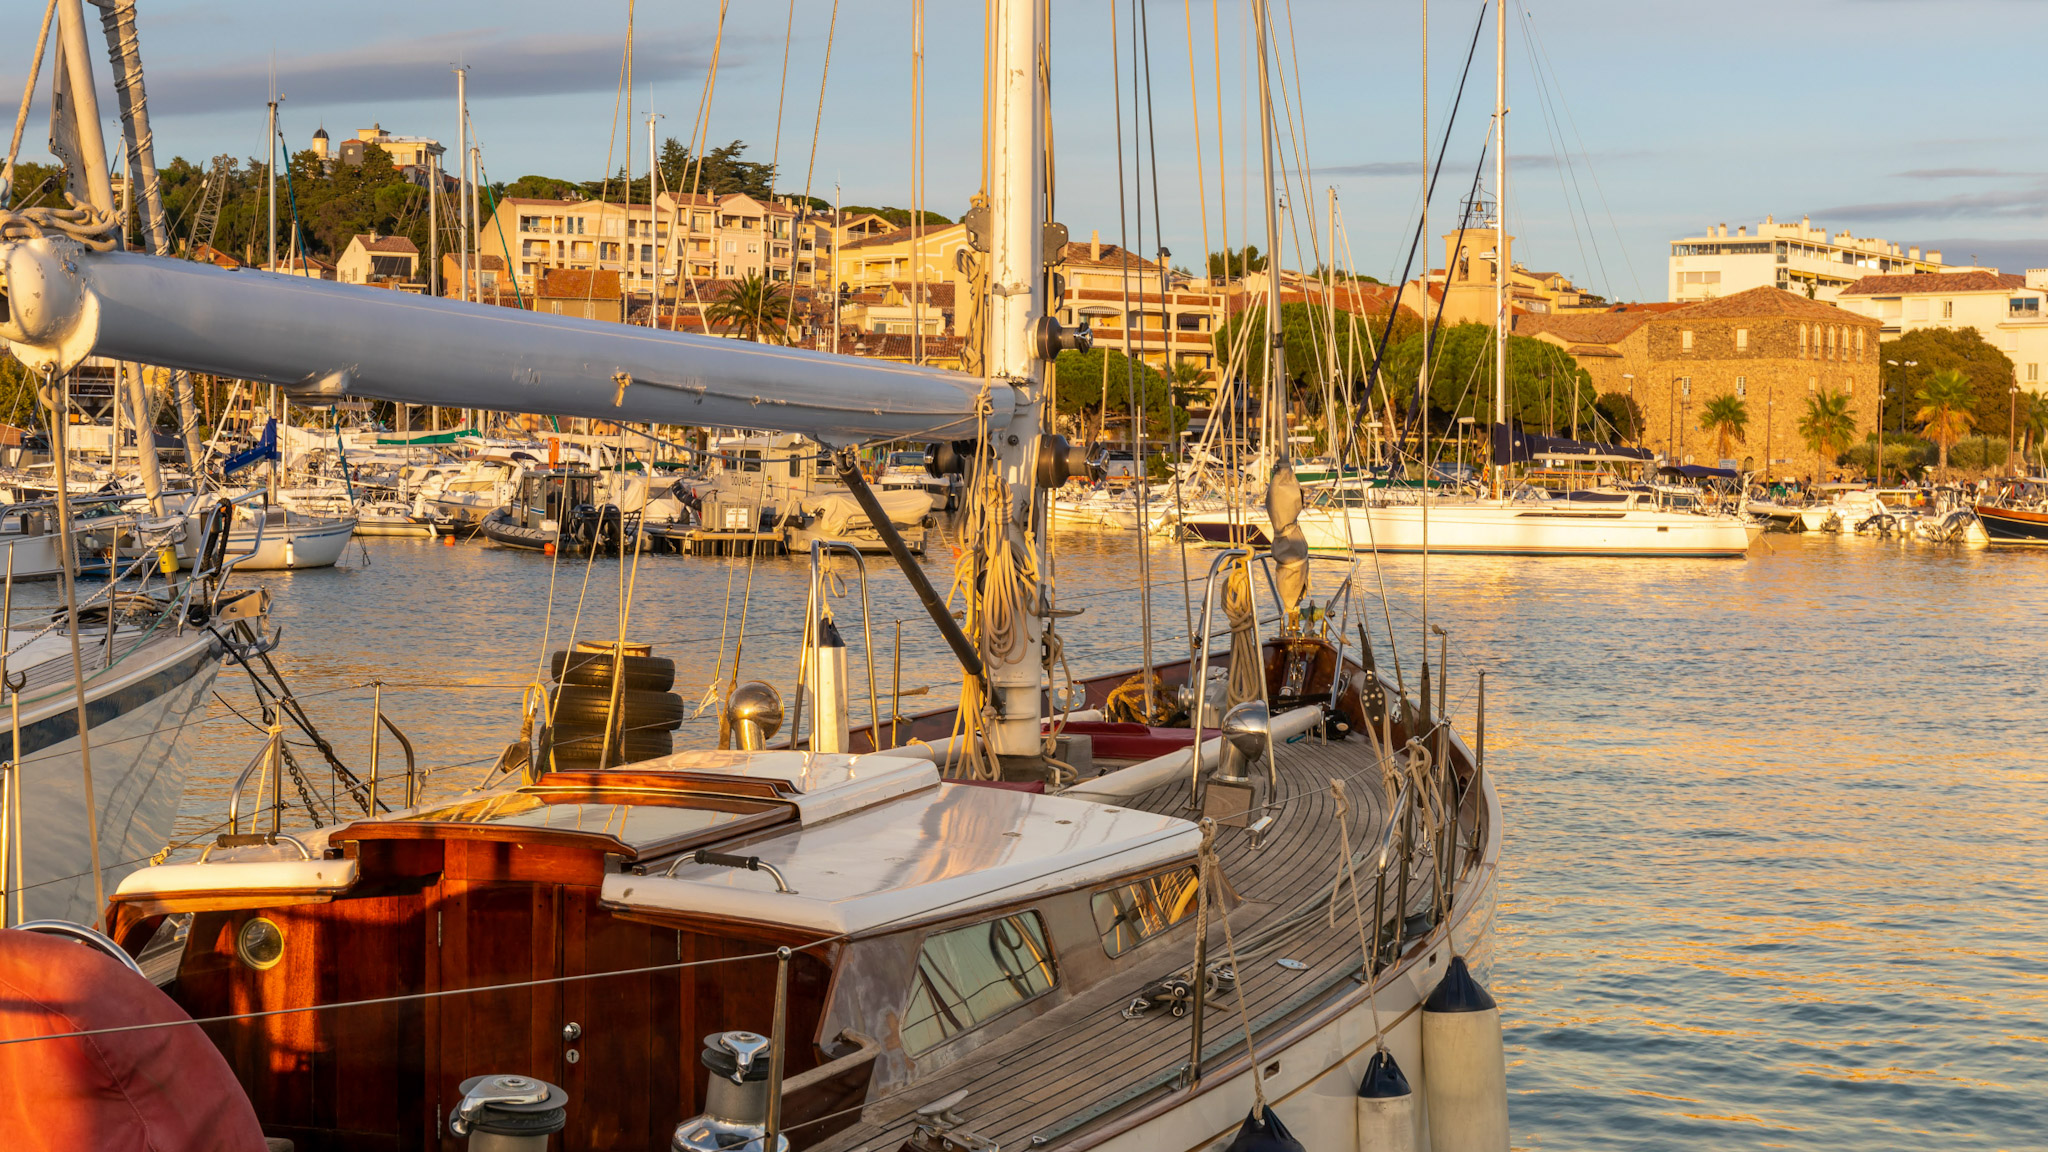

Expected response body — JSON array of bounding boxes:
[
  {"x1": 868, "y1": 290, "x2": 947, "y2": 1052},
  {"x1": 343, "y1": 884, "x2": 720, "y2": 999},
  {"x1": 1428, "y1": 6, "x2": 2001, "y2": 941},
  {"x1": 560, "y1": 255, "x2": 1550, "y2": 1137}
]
[
  {"x1": 266, "y1": 99, "x2": 277, "y2": 273},
  {"x1": 454, "y1": 67, "x2": 469, "y2": 305},
  {"x1": 428, "y1": 153, "x2": 439, "y2": 296},
  {"x1": 1490, "y1": 0, "x2": 1506, "y2": 500},
  {"x1": 984, "y1": 0, "x2": 1049, "y2": 770},
  {"x1": 52, "y1": 0, "x2": 116, "y2": 216},
  {"x1": 1252, "y1": 0, "x2": 1285, "y2": 463}
]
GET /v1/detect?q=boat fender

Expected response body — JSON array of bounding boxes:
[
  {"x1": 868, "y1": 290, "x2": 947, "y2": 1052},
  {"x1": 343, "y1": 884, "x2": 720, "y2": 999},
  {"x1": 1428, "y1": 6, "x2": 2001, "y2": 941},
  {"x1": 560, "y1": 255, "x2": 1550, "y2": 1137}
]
[
  {"x1": 1421, "y1": 956, "x2": 1508, "y2": 1152},
  {"x1": 1222, "y1": 1105, "x2": 1306, "y2": 1152},
  {"x1": 1356, "y1": 1049, "x2": 1416, "y2": 1152}
]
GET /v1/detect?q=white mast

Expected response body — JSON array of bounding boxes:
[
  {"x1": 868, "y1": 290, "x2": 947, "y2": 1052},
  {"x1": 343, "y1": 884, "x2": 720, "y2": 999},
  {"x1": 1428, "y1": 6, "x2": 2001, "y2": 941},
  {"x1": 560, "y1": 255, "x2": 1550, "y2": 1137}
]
[
  {"x1": 266, "y1": 99, "x2": 277, "y2": 272},
  {"x1": 1491, "y1": 0, "x2": 1507, "y2": 500},
  {"x1": 984, "y1": 0, "x2": 1048, "y2": 769},
  {"x1": 1252, "y1": 0, "x2": 1285, "y2": 463},
  {"x1": 454, "y1": 67, "x2": 469, "y2": 305}
]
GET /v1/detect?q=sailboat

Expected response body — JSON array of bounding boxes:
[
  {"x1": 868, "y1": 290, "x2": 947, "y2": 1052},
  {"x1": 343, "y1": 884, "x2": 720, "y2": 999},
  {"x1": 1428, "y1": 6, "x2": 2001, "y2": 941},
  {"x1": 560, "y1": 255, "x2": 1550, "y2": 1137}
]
[
  {"x1": 1294, "y1": 18, "x2": 1760, "y2": 560},
  {"x1": 2, "y1": 2, "x2": 1506, "y2": 1149}
]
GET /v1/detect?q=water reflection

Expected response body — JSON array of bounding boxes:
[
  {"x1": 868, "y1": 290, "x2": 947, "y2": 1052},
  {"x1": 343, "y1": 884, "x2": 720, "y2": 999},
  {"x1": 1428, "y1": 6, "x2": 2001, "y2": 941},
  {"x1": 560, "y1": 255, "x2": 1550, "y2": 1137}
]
[{"x1": 103, "y1": 527, "x2": 2048, "y2": 1149}]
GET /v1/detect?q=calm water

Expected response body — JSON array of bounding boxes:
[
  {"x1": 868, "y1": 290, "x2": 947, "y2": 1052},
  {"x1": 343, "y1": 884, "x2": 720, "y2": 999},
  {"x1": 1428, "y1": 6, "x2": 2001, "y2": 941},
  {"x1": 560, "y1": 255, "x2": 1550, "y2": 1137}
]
[{"x1": 163, "y1": 528, "x2": 2045, "y2": 1150}]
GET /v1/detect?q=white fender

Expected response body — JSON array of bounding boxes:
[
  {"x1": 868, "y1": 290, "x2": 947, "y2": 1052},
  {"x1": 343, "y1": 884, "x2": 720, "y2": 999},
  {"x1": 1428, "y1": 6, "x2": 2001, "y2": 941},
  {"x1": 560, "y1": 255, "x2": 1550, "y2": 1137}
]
[
  {"x1": 1356, "y1": 1048, "x2": 1418, "y2": 1152},
  {"x1": 1422, "y1": 956, "x2": 1507, "y2": 1152}
]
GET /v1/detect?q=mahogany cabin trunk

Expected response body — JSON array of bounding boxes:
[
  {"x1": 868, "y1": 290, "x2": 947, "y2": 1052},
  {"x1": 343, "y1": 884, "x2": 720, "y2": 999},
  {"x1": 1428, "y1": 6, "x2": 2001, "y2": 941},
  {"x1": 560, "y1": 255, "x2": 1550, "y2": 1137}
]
[{"x1": 148, "y1": 831, "x2": 833, "y2": 1151}]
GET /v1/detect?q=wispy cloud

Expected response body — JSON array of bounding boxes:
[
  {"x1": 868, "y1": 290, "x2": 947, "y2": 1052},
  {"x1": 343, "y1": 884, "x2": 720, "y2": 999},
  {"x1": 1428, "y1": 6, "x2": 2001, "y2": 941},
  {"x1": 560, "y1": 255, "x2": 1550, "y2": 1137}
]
[
  {"x1": 1323, "y1": 150, "x2": 1647, "y2": 180},
  {"x1": 0, "y1": 29, "x2": 717, "y2": 124},
  {"x1": 1817, "y1": 183, "x2": 2048, "y2": 221},
  {"x1": 1893, "y1": 167, "x2": 2038, "y2": 179}
]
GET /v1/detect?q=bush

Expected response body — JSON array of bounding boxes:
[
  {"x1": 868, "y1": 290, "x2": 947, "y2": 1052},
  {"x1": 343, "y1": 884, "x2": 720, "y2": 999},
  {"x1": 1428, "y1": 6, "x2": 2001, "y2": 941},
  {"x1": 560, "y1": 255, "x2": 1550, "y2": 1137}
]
[
  {"x1": 1947, "y1": 435, "x2": 2009, "y2": 471},
  {"x1": 1839, "y1": 434, "x2": 1930, "y2": 480}
]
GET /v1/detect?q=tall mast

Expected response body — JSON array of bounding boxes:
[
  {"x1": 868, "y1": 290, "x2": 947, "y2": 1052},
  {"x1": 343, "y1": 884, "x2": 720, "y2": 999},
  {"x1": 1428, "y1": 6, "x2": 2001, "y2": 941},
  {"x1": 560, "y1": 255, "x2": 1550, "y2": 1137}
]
[
  {"x1": 1491, "y1": 0, "x2": 1506, "y2": 500},
  {"x1": 1252, "y1": 0, "x2": 1285, "y2": 463},
  {"x1": 428, "y1": 153, "x2": 439, "y2": 297},
  {"x1": 266, "y1": 99, "x2": 277, "y2": 272},
  {"x1": 454, "y1": 67, "x2": 468, "y2": 305},
  {"x1": 985, "y1": 0, "x2": 1049, "y2": 770}
]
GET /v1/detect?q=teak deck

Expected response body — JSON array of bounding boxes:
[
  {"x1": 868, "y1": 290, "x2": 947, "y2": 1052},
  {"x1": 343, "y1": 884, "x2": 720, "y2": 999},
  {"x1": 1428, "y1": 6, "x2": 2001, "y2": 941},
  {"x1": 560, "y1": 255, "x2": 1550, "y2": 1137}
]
[{"x1": 811, "y1": 735, "x2": 1404, "y2": 1151}]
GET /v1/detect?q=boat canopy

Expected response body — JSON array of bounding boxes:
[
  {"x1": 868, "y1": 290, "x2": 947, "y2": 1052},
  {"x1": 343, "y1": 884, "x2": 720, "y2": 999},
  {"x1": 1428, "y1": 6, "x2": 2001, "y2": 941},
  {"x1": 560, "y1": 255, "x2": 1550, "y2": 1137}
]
[
  {"x1": 1659, "y1": 464, "x2": 1739, "y2": 480},
  {"x1": 1492, "y1": 422, "x2": 1654, "y2": 465}
]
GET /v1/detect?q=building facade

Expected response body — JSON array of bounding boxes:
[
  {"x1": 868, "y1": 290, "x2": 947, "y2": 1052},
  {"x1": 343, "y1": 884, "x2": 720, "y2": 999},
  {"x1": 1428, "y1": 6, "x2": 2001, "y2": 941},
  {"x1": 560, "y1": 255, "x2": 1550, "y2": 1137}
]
[
  {"x1": 476, "y1": 192, "x2": 806, "y2": 299},
  {"x1": 1520, "y1": 286, "x2": 1883, "y2": 472},
  {"x1": 1835, "y1": 269, "x2": 2048, "y2": 386},
  {"x1": 1669, "y1": 216, "x2": 1949, "y2": 303},
  {"x1": 336, "y1": 234, "x2": 419, "y2": 288}
]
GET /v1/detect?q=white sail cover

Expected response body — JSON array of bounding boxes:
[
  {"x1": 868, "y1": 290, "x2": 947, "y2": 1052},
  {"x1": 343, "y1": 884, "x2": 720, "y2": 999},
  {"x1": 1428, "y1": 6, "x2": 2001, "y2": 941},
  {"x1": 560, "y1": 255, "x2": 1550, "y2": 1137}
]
[{"x1": 804, "y1": 490, "x2": 933, "y2": 537}]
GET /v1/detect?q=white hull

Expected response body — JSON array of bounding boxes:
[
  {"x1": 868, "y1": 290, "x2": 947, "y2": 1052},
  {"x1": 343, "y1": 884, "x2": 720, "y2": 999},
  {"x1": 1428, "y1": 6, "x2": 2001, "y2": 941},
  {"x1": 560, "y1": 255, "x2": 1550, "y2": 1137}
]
[
  {"x1": 229, "y1": 517, "x2": 357, "y2": 569},
  {"x1": 1298, "y1": 501, "x2": 1759, "y2": 557},
  {"x1": 1089, "y1": 780, "x2": 1501, "y2": 1152},
  {"x1": 0, "y1": 530, "x2": 72, "y2": 581},
  {"x1": 9, "y1": 631, "x2": 222, "y2": 923}
]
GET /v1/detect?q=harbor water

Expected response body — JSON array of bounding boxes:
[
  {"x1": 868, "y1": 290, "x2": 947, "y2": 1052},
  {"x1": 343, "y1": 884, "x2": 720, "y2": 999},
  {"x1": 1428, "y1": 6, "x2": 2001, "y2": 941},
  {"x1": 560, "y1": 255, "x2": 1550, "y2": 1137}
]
[{"x1": 120, "y1": 527, "x2": 2048, "y2": 1149}]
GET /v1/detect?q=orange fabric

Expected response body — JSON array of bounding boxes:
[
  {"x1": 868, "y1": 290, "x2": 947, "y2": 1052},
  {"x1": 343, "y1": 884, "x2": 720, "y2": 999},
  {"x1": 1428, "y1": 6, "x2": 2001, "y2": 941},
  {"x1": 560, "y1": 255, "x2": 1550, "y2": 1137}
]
[{"x1": 0, "y1": 931, "x2": 267, "y2": 1151}]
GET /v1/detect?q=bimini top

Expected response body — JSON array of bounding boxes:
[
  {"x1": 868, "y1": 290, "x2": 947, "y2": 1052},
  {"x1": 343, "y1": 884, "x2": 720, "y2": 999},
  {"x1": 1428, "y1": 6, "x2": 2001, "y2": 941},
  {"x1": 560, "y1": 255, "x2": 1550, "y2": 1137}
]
[{"x1": 602, "y1": 782, "x2": 1200, "y2": 937}]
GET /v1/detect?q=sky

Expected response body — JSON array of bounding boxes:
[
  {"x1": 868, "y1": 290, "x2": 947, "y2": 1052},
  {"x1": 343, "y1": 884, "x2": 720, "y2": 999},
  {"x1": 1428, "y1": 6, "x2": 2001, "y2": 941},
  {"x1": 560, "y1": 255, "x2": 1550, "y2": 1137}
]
[{"x1": 5, "y1": 0, "x2": 2048, "y2": 302}]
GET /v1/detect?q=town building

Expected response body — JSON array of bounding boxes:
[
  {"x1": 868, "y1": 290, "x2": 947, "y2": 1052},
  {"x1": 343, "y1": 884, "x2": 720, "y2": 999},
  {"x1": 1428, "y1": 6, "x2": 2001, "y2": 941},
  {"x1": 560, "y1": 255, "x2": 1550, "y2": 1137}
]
[
  {"x1": 533, "y1": 269, "x2": 624, "y2": 324},
  {"x1": 1408, "y1": 206, "x2": 1605, "y2": 324},
  {"x1": 1669, "y1": 216, "x2": 1949, "y2": 303},
  {"x1": 1835, "y1": 269, "x2": 2048, "y2": 386},
  {"x1": 1518, "y1": 286, "x2": 1882, "y2": 471},
  {"x1": 336, "y1": 234, "x2": 419, "y2": 288},
  {"x1": 475, "y1": 191, "x2": 806, "y2": 300},
  {"x1": 314, "y1": 124, "x2": 445, "y2": 170}
]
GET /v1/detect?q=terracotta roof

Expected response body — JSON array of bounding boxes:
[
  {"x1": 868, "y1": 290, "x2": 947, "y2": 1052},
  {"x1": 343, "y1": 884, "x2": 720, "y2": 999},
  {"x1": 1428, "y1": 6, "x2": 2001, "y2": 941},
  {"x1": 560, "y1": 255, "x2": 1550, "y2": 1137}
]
[
  {"x1": 537, "y1": 269, "x2": 622, "y2": 299},
  {"x1": 352, "y1": 234, "x2": 418, "y2": 254},
  {"x1": 1837, "y1": 270, "x2": 2027, "y2": 296},
  {"x1": 840, "y1": 223, "x2": 963, "y2": 251},
  {"x1": 1059, "y1": 241, "x2": 1162, "y2": 273},
  {"x1": 501, "y1": 196, "x2": 586, "y2": 207},
  {"x1": 1607, "y1": 301, "x2": 1689, "y2": 314},
  {"x1": 1514, "y1": 311, "x2": 1656, "y2": 345},
  {"x1": 888, "y1": 280, "x2": 956, "y2": 308},
  {"x1": 1658, "y1": 285, "x2": 1877, "y2": 324}
]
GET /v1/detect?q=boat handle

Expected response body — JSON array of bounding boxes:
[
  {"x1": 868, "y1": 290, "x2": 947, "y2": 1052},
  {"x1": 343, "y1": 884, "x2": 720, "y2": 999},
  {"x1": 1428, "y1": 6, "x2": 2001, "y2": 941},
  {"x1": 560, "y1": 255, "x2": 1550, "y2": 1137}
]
[{"x1": 666, "y1": 849, "x2": 795, "y2": 893}]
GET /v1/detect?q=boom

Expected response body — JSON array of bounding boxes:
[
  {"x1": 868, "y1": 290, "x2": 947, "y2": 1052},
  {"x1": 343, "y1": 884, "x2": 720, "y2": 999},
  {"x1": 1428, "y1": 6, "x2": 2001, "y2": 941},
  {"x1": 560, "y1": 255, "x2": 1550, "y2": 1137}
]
[{"x1": 0, "y1": 240, "x2": 1015, "y2": 442}]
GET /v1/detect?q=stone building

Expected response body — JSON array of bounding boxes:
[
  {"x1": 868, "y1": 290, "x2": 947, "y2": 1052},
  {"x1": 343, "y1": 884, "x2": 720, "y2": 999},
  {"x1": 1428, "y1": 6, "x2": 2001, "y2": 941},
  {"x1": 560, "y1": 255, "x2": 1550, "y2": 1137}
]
[{"x1": 1519, "y1": 286, "x2": 1883, "y2": 471}]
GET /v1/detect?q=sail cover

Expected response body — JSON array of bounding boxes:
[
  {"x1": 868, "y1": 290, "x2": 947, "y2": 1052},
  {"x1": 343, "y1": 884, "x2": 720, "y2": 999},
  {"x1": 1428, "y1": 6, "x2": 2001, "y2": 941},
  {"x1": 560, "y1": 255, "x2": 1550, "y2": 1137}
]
[{"x1": 1491, "y1": 422, "x2": 1653, "y2": 465}]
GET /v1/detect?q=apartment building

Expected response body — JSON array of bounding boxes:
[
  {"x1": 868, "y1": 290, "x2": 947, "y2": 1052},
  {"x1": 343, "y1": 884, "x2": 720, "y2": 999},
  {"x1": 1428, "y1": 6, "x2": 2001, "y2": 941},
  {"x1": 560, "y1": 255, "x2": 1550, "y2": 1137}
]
[
  {"x1": 310, "y1": 124, "x2": 445, "y2": 170},
  {"x1": 1669, "y1": 216, "x2": 1949, "y2": 303},
  {"x1": 1836, "y1": 269, "x2": 2048, "y2": 385},
  {"x1": 476, "y1": 191, "x2": 806, "y2": 299}
]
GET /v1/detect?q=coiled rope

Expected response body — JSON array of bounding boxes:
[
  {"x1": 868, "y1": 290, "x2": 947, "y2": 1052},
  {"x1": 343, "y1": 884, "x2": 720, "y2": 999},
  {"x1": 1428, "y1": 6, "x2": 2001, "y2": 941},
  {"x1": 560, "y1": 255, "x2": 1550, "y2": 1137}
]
[{"x1": 0, "y1": 192, "x2": 120, "y2": 250}]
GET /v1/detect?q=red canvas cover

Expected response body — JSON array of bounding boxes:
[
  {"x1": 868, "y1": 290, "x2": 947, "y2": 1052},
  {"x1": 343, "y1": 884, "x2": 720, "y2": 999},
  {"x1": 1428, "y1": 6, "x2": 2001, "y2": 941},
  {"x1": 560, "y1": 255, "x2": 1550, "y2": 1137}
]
[{"x1": 0, "y1": 929, "x2": 266, "y2": 1151}]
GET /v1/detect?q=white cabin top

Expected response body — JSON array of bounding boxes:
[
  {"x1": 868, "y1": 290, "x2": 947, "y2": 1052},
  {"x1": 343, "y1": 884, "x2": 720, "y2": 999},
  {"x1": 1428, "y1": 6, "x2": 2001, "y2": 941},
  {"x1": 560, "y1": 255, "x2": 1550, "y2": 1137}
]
[{"x1": 602, "y1": 782, "x2": 1200, "y2": 937}]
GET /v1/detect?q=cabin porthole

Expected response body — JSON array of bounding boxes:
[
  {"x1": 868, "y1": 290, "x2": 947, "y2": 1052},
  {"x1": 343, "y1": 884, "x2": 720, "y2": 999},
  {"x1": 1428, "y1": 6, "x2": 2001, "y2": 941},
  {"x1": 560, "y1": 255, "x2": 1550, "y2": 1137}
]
[{"x1": 237, "y1": 917, "x2": 285, "y2": 970}]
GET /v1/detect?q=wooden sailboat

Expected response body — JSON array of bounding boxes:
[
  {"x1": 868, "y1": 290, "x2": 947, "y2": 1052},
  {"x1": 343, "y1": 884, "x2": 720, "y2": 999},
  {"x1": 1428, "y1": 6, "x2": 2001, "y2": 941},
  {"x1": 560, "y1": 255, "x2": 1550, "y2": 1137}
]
[{"x1": 1, "y1": 2, "x2": 1507, "y2": 1149}]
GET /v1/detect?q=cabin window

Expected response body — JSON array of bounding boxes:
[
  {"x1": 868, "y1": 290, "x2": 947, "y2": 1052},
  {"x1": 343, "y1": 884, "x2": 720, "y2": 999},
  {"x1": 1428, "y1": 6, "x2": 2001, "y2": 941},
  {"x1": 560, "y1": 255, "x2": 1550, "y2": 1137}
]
[
  {"x1": 739, "y1": 449, "x2": 762, "y2": 473},
  {"x1": 901, "y1": 911, "x2": 1058, "y2": 1055},
  {"x1": 1092, "y1": 866, "x2": 1200, "y2": 957}
]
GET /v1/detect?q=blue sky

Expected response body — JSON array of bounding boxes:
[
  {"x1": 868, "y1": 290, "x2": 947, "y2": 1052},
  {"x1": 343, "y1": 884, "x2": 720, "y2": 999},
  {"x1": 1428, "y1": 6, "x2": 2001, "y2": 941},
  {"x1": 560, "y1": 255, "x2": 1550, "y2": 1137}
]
[{"x1": 6, "y1": 0, "x2": 2046, "y2": 300}]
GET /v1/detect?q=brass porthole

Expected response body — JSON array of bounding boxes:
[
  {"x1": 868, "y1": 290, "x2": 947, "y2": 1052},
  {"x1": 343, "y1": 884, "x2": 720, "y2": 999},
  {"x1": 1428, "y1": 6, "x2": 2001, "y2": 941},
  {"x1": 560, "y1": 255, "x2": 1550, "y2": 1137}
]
[{"x1": 236, "y1": 917, "x2": 285, "y2": 970}]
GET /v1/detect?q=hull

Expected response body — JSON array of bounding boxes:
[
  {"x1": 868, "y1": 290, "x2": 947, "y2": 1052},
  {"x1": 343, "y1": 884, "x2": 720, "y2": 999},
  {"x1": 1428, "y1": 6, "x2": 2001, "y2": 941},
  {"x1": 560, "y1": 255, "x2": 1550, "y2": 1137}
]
[
  {"x1": 10, "y1": 631, "x2": 222, "y2": 923},
  {"x1": 0, "y1": 529, "x2": 73, "y2": 581},
  {"x1": 227, "y1": 517, "x2": 356, "y2": 570},
  {"x1": 1298, "y1": 502, "x2": 1758, "y2": 557},
  {"x1": 1974, "y1": 504, "x2": 2048, "y2": 544},
  {"x1": 1090, "y1": 786, "x2": 1499, "y2": 1152}
]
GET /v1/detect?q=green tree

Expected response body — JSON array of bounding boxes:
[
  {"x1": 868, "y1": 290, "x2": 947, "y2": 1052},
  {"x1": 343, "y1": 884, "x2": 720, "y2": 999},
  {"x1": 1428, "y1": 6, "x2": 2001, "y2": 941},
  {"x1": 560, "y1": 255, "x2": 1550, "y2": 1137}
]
[
  {"x1": 1914, "y1": 367, "x2": 1978, "y2": 475},
  {"x1": 1594, "y1": 391, "x2": 1644, "y2": 442},
  {"x1": 703, "y1": 271, "x2": 790, "y2": 343},
  {"x1": 1798, "y1": 390, "x2": 1856, "y2": 480},
  {"x1": 1377, "y1": 323, "x2": 1598, "y2": 436},
  {"x1": 1697, "y1": 394, "x2": 1750, "y2": 461},
  {"x1": 1212, "y1": 302, "x2": 1421, "y2": 404},
  {"x1": 501, "y1": 174, "x2": 582, "y2": 201},
  {"x1": 1878, "y1": 326, "x2": 2015, "y2": 438},
  {"x1": 1206, "y1": 245, "x2": 1267, "y2": 280},
  {"x1": 1051, "y1": 348, "x2": 1183, "y2": 442},
  {"x1": 2018, "y1": 389, "x2": 2048, "y2": 470},
  {"x1": 649, "y1": 138, "x2": 775, "y2": 201}
]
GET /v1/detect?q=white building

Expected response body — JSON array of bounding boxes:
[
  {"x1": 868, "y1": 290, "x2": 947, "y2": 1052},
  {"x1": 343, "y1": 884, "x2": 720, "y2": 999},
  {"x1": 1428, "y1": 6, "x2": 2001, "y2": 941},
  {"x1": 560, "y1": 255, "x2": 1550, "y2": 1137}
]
[
  {"x1": 1670, "y1": 216, "x2": 1949, "y2": 303},
  {"x1": 1836, "y1": 268, "x2": 2048, "y2": 386}
]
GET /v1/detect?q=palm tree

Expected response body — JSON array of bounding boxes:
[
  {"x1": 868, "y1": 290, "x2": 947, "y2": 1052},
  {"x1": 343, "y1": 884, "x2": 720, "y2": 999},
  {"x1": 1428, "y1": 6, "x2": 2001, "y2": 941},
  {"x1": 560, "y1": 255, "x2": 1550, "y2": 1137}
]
[
  {"x1": 1798, "y1": 390, "x2": 1855, "y2": 481},
  {"x1": 2019, "y1": 389, "x2": 2048, "y2": 472},
  {"x1": 1914, "y1": 368, "x2": 1977, "y2": 476},
  {"x1": 703, "y1": 271, "x2": 790, "y2": 343},
  {"x1": 1696, "y1": 394, "x2": 1750, "y2": 461}
]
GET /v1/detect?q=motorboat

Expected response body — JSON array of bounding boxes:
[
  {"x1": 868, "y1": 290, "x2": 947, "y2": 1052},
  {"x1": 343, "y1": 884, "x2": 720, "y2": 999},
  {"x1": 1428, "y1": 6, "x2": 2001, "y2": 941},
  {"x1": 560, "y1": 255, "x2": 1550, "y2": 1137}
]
[
  {"x1": 227, "y1": 505, "x2": 357, "y2": 570},
  {"x1": 480, "y1": 468, "x2": 632, "y2": 555},
  {"x1": 1297, "y1": 488, "x2": 1761, "y2": 557}
]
